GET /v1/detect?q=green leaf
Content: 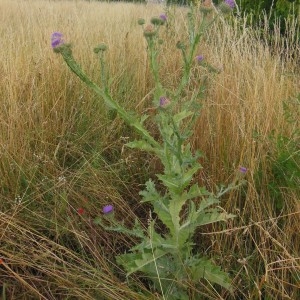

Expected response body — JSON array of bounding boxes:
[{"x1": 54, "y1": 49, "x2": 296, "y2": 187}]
[
  {"x1": 180, "y1": 163, "x2": 201, "y2": 189},
  {"x1": 139, "y1": 179, "x2": 161, "y2": 203},
  {"x1": 164, "y1": 287, "x2": 189, "y2": 300},
  {"x1": 197, "y1": 195, "x2": 220, "y2": 212},
  {"x1": 157, "y1": 173, "x2": 181, "y2": 192},
  {"x1": 131, "y1": 219, "x2": 171, "y2": 252},
  {"x1": 126, "y1": 140, "x2": 156, "y2": 153},
  {"x1": 177, "y1": 199, "x2": 234, "y2": 246},
  {"x1": 185, "y1": 184, "x2": 210, "y2": 200},
  {"x1": 168, "y1": 194, "x2": 188, "y2": 243},
  {"x1": 153, "y1": 200, "x2": 175, "y2": 236},
  {"x1": 139, "y1": 180, "x2": 176, "y2": 237},
  {"x1": 188, "y1": 256, "x2": 233, "y2": 292},
  {"x1": 194, "y1": 210, "x2": 235, "y2": 227},
  {"x1": 157, "y1": 164, "x2": 202, "y2": 194},
  {"x1": 94, "y1": 217, "x2": 145, "y2": 239},
  {"x1": 173, "y1": 110, "x2": 194, "y2": 124},
  {"x1": 117, "y1": 248, "x2": 168, "y2": 276},
  {"x1": 140, "y1": 114, "x2": 149, "y2": 124}
]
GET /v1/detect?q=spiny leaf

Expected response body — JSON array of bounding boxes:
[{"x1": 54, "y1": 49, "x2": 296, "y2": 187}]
[
  {"x1": 197, "y1": 195, "x2": 220, "y2": 212},
  {"x1": 139, "y1": 179, "x2": 161, "y2": 203},
  {"x1": 194, "y1": 210, "x2": 235, "y2": 226},
  {"x1": 94, "y1": 217, "x2": 145, "y2": 239},
  {"x1": 177, "y1": 203, "x2": 234, "y2": 246},
  {"x1": 186, "y1": 184, "x2": 210, "y2": 200},
  {"x1": 153, "y1": 200, "x2": 175, "y2": 236},
  {"x1": 188, "y1": 256, "x2": 233, "y2": 292},
  {"x1": 126, "y1": 140, "x2": 156, "y2": 153},
  {"x1": 181, "y1": 163, "x2": 201, "y2": 188},
  {"x1": 173, "y1": 110, "x2": 194, "y2": 124},
  {"x1": 157, "y1": 173, "x2": 181, "y2": 192},
  {"x1": 117, "y1": 249, "x2": 168, "y2": 276},
  {"x1": 140, "y1": 114, "x2": 149, "y2": 124}
]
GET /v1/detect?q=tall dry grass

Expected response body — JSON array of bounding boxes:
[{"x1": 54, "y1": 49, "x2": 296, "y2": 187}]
[
  {"x1": 192, "y1": 15, "x2": 300, "y2": 299},
  {"x1": 0, "y1": 0, "x2": 299, "y2": 299}
]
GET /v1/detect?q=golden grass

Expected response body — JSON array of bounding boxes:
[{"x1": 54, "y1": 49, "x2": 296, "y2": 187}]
[{"x1": 0, "y1": 0, "x2": 299, "y2": 299}]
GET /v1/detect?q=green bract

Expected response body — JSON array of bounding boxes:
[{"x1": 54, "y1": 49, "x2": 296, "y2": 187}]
[
  {"x1": 151, "y1": 16, "x2": 164, "y2": 26},
  {"x1": 137, "y1": 18, "x2": 145, "y2": 25},
  {"x1": 93, "y1": 43, "x2": 107, "y2": 53}
]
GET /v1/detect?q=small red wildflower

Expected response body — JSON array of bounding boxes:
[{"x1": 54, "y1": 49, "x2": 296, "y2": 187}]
[
  {"x1": 0, "y1": 258, "x2": 4, "y2": 265},
  {"x1": 77, "y1": 208, "x2": 85, "y2": 215}
]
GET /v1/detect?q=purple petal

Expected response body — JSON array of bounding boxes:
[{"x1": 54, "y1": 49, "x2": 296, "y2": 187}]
[
  {"x1": 224, "y1": 0, "x2": 235, "y2": 9},
  {"x1": 196, "y1": 55, "x2": 204, "y2": 62},
  {"x1": 102, "y1": 204, "x2": 114, "y2": 214},
  {"x1": 159, "y1": 96, "x2": 170, "y2": 108},
  {"x1": 239, "y1": 167, "x2": 247, "y2": 174},
  {"x1": 51, "y1": 32, "x2": 64, "y2": 48},
  {"x1": 159, "y1": 14, "x2": 167, "y2": 21}
]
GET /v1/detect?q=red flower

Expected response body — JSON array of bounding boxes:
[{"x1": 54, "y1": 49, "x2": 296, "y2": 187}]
[{"x1": 77, "y1": 208, "x2": 85, "y2": 215}]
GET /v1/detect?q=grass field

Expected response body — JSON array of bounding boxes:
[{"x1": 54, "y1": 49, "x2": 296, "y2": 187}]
[{"x1": 0, "y1": 0, "x2": 299, "y2": 299}]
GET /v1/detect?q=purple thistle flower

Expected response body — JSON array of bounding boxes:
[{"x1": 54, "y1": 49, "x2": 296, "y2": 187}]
[
  {"x1": 51, "y1": 32, "x2": 64, "y2": 49},
  {"x1": 159, "y1": 96, "x2": 170, "y2": 108},
  {"x1": 102, "y1": 204, "x2": 114, "y2": 214},
  {"x1": 239, "y1": 166, "x2": 247, "y2": 174},
  {"x1": 196, "y1": 55, "x2": 204, "y2": 62},
  {"x1": 159, "y1": 14, "x2": 167, "y2": 22},
  {"x1": 224, "y1": 0, "x2": 235, "y2": 9}
]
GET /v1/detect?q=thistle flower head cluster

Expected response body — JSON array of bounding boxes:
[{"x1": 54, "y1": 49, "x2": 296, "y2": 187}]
[
  {"x1": 143, "y1": 13, "x2": 166, "y2": 39},
  {"x1": 51, "y1": 6, "x2": 243, "y2": 296}
]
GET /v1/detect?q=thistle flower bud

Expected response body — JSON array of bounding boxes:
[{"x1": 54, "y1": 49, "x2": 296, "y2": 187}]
[
  {"x1": 200, "y1": 0, "x2": 213, "y2": 14},
  {"x1": 150, "y1": 17, "x2": 164, "y2": 26},
  {"x1": 176, "y1": 41, "x2": 185, "y2": 50},
  {"x1": 138, "y1": 18, "x2": 145, "y2": 26},
  {"x1": 200, "y1": 5, "x2": 213, "y2": 14},
  {"x1": 143, "y1": 25, "x2": 156, "y2": 38},
  {"x1": 159, "y1": 96, "x2": 171, "y2": 108},
  {"x1": 94, "y1": 43, "x2": 107, "y2": 53}
]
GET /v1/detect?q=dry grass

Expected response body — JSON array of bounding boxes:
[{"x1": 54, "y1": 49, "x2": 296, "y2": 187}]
[
  {"x1": 0, "y1": 0, "x2": 299, "y2": 299},
  {"x1": 192, "y1": 13, "x2": 300, "y2": 300}
]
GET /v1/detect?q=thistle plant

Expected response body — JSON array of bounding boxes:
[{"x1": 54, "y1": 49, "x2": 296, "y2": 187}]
[{"x1": 52, "y1": 3, "x2": 244, "y2": 299}]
